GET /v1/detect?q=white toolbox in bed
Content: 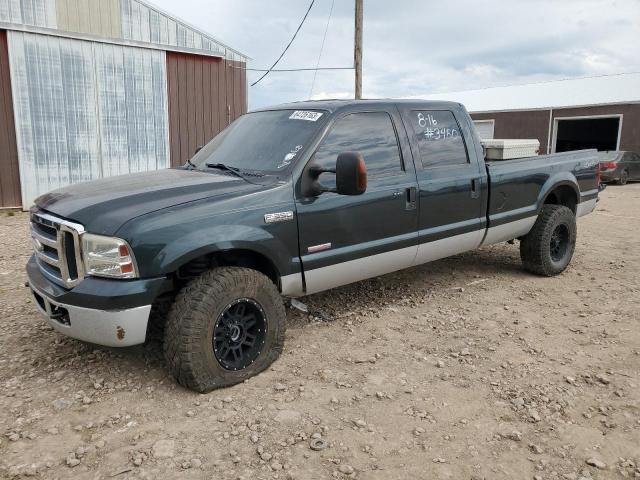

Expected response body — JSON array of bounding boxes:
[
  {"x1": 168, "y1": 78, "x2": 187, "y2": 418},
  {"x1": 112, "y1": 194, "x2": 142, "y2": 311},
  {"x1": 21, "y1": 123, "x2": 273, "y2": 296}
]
[{"x1": 482, "y1": 139, "x2": 540, "y2": 160}]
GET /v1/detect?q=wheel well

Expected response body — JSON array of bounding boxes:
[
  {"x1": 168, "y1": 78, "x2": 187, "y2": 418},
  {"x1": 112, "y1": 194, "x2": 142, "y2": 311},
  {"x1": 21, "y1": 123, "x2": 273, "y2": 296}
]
[
  {"x1": 175, "y1": 249, "x2": 280, "y2": 287},
  {"x1": 543, "y1": 185, "x2": 577, "y2": 214}
]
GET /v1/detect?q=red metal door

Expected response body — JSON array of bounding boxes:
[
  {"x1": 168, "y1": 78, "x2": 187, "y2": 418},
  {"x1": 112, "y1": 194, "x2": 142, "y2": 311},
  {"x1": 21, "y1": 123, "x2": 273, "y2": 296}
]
[{"x1": 0, "y1": 30, "x2": 22, "y2": 209}]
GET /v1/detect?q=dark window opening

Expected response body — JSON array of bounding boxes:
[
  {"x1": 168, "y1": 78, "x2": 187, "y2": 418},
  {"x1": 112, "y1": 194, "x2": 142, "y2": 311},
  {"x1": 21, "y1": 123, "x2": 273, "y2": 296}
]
[{"x1": 555, "y1": 117, "x2": 619, "y2": 153}]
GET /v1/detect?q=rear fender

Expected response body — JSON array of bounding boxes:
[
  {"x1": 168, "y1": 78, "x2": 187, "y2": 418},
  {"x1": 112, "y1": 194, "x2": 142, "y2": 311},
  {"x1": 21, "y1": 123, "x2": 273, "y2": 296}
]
[{"x1": 536, "y1": 173, "x2": 580, "y2": 214}]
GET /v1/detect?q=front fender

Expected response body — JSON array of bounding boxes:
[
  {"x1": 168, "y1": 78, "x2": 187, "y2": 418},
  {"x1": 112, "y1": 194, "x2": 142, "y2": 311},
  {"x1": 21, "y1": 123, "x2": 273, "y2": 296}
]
[
  {"x1": 117, "y1": 194, "x2": 301, "y2": 280},
  {"x1": 155, "y1": 224, "x2": 293, "y2": 276}
]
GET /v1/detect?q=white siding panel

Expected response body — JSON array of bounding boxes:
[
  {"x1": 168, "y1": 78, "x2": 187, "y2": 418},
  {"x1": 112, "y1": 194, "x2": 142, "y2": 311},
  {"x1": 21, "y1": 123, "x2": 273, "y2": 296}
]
[
  {"x1": 0, "y1": 0, "x2": 56, "y2": 27},
  {"x1": 9, "y1": 31, "x2": 169, "y2": 206},
  {"x1": 0, "y1": 0, "x2": 245, "y2": 61},
  {"x1": 473, "y1": 120, "x2": 495, "y2": 139},
  {"x1": 95, "y1": 44, "x2": 168, "y2": 178},
  {"x1": 120, "y1": 0, "x2": 232, "y2": 59}
]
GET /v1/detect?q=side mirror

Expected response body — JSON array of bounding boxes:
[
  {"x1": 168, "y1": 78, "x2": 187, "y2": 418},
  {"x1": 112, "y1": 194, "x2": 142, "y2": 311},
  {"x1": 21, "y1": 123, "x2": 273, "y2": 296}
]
[
  {"x1": 335, "y1": 152, "x2": 367, "y2": 195},
  {"x1": 302, "y1": 152, "x2": 367, "y2": 197}
]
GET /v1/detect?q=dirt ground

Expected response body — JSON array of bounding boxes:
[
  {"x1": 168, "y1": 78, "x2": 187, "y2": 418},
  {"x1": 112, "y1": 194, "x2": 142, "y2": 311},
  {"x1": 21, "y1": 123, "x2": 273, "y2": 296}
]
[{"x1": 1, "y1": 185, "x2": 639, "y2": 480}]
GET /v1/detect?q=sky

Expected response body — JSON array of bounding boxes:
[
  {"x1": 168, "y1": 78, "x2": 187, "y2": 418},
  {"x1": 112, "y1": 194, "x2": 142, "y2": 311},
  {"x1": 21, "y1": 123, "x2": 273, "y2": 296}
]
[{"x1": 151, "y1": 0, "x2": 640, "y2": 109}]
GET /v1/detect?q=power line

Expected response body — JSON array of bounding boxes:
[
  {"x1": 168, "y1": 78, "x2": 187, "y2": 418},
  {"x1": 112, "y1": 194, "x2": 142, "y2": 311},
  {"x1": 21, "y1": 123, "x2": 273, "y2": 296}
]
[
  {"x1": 427, "y1": 71, "x2": 640, "y2": 95},
  {"x1": 309, "y1": 0, "x2": 335, "y2": 98},
  {"x1": 231, "y1": 66, "x2": 353, "y2": 72},
  {"x1": 251, "y1": 0, "x2": 316, "y2": 87}
]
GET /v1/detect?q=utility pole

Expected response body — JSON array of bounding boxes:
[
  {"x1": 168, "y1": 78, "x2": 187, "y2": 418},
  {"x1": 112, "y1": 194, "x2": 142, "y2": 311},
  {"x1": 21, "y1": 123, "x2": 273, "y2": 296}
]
[{"x1": 354, "y1": 0, "x2": 363, "y2": 99}]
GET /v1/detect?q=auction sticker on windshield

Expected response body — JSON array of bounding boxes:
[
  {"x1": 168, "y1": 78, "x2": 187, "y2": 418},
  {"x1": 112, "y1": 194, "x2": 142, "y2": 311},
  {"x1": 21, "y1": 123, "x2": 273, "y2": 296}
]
[{"x1": 289, "y1": 110, "x2": 323, "y2": 122}]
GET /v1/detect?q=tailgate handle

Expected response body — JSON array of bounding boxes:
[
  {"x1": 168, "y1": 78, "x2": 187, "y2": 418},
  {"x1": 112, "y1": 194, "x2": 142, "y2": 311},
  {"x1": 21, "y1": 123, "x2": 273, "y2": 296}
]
[{"x1": 471, "y1": 178, "x2": 480, "y2": 199}]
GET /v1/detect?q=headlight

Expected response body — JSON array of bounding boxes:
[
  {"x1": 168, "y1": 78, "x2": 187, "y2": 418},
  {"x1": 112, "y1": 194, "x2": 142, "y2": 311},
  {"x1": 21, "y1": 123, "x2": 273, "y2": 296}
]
[{"x1": 81, "y1": 233, "x2": 138, "y2": 279}]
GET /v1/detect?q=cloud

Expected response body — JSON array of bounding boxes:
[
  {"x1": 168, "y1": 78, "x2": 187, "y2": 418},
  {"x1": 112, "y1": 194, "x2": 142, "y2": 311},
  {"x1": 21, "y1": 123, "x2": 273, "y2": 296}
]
[
  {"x1": 151, "y1": 0, "x2": 640, "y2": 108},
  {"x1": 310, "y1": 91, "x2": 353, "y2": 100}
]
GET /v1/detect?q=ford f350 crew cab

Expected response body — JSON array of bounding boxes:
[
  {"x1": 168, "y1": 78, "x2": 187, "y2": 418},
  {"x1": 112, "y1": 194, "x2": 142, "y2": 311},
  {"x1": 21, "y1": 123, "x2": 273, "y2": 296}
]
[{"x1": 27, "y1": 100, "x2": 600, "y2": 392}]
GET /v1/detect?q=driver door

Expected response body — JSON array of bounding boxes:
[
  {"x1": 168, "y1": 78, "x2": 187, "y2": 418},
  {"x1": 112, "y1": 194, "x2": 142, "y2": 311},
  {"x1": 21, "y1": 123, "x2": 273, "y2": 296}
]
[{"x1": 295, "y1": 109, "x2": 419, "y2": 295}]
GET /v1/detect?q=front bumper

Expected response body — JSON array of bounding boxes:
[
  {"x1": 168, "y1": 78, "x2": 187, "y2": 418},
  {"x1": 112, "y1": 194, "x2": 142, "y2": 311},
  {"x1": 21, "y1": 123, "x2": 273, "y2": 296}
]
[
  {"x1": 30, "y1": 283, "x2": 151, "y2": 347},
  {"x1": 27, "y1": 256, "x2": 172, "y2": 347}
]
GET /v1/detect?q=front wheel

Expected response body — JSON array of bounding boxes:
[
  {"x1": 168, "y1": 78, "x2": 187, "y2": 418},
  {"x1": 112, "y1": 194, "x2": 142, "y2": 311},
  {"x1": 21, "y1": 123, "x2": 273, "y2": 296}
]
[
  {"x1": 520, "y1": 205, "x2": 577, "y2": 276},
  {"x1": 163, "y1": 267, "x2": 286, "y2": 392}
]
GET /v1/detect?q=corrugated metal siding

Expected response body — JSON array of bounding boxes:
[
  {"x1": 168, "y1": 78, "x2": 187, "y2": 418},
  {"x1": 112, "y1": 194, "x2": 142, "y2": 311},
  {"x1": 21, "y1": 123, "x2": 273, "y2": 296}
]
[
  {"x1": 166, "y1": 52, "x2": 246, "y2": 167},
  {"x1": 0, "y1": 0, "x2": 247, "y2": 61},
  {"x1": 119, "y1": 0, "x2": 243, "y2": 60},
  {"x1": 56, "y1": 0, "x2": 121, "y2": 38},
  {"x1": 0, "y1": 29, "x2": 21, "y2": 208},
  {"x1": 0, "y1": 0, "x2": 56, "y2": 28},
  {"x1": 9, "y1": 31, "x2": 169, "y2": 206}
]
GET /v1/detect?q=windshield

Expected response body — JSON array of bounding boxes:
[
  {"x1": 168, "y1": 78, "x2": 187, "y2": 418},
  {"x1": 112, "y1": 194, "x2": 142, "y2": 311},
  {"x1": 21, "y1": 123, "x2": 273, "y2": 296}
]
[{"x1": 190, "y1": 109, "x2": 328, "y2": 174}]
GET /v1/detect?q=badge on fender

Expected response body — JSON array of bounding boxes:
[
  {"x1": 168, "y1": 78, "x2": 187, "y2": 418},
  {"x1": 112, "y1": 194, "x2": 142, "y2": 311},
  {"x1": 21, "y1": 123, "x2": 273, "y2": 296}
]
[{"x1": 264, "y1": 211, "x2": 294, "y2": 224}]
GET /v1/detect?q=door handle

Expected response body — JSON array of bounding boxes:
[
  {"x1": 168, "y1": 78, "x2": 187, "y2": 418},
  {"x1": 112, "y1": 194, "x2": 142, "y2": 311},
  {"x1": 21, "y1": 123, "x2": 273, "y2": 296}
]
[
  {"x1": 471, "y1": 178, "x2": 480, "y2": 199},
  {"x1": 405, "y1": 187, "x2": 417, "y2": 210}
]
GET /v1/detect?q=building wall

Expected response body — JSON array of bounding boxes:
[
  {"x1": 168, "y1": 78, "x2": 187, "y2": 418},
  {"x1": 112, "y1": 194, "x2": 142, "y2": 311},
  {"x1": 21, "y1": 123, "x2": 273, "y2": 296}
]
[
  {"x1": 472, "y1": 104, "x2": 640, "y2": 155},
  {"x1": 471, "y1": 110, "x2": 552, "y2": 154},
  {"x1": 551, "y1": 104, "x2": 640, "y2": 155},
  {"x1": 9, "y1": 31, "x2": 170, "y2": 207},
  {"x1": 166, "y1": 52, "x2": 246, "y2": 167},
  {"x1": 0, "y1": 30, "x2": 20, "y2": 209},
  {"x1": 0, "y1": 0, "x2": 56, "y2": 28},
  {"x1": 56, "y1": 0, "x2": 122, "y2": 38}
]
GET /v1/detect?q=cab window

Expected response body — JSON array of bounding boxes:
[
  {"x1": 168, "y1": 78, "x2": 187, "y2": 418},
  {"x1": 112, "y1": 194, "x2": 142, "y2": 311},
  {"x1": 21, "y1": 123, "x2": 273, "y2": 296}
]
[
  {"x1": 313, "y1": 112, "x2": 403, "y2": 187},
  {"x1": 410, "y1": 110, "x2": 469, "y2": 168}
]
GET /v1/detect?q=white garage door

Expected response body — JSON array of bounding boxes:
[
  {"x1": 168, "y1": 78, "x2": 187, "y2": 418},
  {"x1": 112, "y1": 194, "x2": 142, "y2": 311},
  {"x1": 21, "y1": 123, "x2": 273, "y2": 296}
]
[
  {"x1": 473, "y1": 120, "x2": 495, "y2": 139},
  {"x1": 8, "y1": 31, "x2": 170, "y2": 207}
]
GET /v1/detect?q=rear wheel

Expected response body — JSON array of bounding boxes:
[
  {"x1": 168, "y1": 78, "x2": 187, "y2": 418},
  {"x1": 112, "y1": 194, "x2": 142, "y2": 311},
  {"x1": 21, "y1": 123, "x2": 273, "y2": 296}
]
[
  {"x1": 163, "y1": 267, "x2": 286, "y2": 392},
  {"x1": 520, "y1": 205, "x2": 577, "y2": 276},
  {"x1": 617, "y1": 170, "x2": 629, "y2": 185}
]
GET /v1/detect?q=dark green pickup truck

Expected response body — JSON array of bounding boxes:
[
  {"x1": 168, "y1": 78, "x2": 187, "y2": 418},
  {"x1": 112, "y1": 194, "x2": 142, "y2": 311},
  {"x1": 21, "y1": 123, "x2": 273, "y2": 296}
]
[{"x1": 27, "y1": 100, "x2": 600, "y2": 392}]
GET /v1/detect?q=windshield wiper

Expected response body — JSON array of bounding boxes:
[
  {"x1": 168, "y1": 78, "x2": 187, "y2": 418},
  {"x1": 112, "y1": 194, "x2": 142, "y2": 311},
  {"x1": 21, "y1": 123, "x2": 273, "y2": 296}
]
[{"x1": 205, "y1": 163, "x2": 262, "y2": 184}]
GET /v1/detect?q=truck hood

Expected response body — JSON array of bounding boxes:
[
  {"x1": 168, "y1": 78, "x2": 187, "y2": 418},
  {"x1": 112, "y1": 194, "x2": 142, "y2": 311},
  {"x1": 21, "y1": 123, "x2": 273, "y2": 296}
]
[{"x1": 35, "y1": 169, "x2": 268, "y2": 235}]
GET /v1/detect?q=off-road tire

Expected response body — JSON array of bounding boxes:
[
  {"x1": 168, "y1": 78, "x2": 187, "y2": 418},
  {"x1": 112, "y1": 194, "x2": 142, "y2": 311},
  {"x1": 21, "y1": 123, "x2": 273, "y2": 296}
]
[
  {"x1": 617, "y1": 170, "x2": 629, "y2": 185},
  {"x1": 520, "y1": 205, "x2": 576, "y2": 276},
  {"x1": 164, "y1": 267, "x2": 286, "y2": 392},
  {"x1": 146, "y1": 293, "x2": 175, "y2": 343}
]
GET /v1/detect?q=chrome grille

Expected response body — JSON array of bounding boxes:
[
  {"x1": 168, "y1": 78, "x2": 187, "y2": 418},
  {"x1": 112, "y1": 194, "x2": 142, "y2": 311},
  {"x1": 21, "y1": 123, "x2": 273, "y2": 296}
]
[{"x1": 30, "y1": 211, "x2": 85, "y2": 288}]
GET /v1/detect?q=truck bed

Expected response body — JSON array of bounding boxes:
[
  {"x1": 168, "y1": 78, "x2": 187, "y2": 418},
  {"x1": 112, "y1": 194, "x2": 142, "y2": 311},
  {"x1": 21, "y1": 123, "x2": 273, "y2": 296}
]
[
  {"x1": 485, "y1": 149, "x2": 600, "y2": 170},
  {"x1": 482, "y1": 149, "x2": 600, "y2": 243}
]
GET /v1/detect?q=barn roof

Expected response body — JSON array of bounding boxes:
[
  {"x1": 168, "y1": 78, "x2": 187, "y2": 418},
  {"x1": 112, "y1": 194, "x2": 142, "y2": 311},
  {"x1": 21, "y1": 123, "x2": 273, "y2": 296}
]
[
  {"x1": 0, "y1": 0, "x2": 247, "y2": 61},
  {"x1": 417, "y1": 72, "x2": 640, "y2": 113}
]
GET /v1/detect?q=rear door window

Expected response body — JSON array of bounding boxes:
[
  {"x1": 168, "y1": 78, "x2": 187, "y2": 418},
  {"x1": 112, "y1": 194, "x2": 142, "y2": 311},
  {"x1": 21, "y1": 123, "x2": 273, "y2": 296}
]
[{"x1": 410, "y1": 111, "x2": 469, "y2": 168}]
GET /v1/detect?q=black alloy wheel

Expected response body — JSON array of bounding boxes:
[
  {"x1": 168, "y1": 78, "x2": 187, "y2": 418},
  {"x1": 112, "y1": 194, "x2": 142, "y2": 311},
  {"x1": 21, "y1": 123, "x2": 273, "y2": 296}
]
[
  {"x1": 520, "y1": 204, "x2": 577, "y2": 276},
  {"x1": 213, "y1": 298, "x2": 267, "y2": 371},
  {"x1": 164, "y1": 267, "x2": 286, "y2": 392},
  {"x1": 549, "y1": 224, "x2": 570, "y2": 262}
]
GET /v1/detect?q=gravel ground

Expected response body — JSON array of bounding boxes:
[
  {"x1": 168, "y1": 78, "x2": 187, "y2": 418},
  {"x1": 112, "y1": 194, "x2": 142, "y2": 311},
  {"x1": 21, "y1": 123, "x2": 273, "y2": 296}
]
[{"x1": 1, "y1": 185, "x2": 639, "y2": 480}]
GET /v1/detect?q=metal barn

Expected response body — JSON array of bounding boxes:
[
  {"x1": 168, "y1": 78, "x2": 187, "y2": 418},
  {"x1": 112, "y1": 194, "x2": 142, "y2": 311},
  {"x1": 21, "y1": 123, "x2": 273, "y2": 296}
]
[
  {"x1": 0, "y1": 0, "x2": 248, "y2": 210},
  {"x1": 421, "y1": 73, "x2": 640, "y2": 156}
]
